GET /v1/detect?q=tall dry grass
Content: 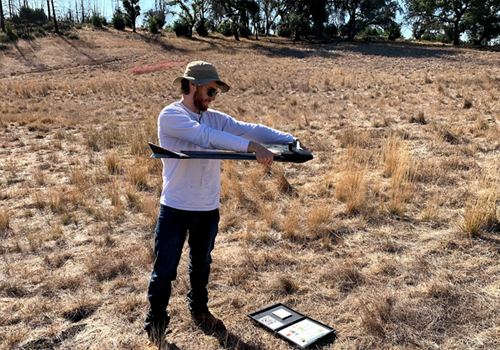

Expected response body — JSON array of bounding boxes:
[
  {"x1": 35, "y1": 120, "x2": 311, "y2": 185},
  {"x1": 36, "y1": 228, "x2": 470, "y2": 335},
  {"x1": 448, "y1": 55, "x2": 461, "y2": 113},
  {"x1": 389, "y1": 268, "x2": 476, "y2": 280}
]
[
  {"x1": 458, "y1": 176, "x2": 500, "y2": 237},
  {"x1": 383, "y1": 136, "x2": 416, "y2": 217}
]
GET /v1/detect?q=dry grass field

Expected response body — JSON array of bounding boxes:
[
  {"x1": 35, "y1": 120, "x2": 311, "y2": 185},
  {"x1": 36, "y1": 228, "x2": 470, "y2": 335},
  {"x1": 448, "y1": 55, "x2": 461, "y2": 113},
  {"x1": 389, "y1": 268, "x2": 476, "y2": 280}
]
[{"x1": 1, "y1": 27, "x2": 500, "y2": 350}]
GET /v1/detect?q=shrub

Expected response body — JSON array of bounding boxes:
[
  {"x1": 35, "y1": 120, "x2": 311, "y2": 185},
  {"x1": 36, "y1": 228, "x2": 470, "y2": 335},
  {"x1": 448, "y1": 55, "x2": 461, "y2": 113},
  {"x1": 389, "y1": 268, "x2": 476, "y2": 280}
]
[
  {"x1": 217, "y1": 20, "x2": 233, "y2": 37},
  {"x1": 359, "y1": 26, "x2": 381, "y2": 39},
  {"x1": 143, "y1": 10, "x2": 165, "y2": 30},
  {"x1": 421, "y1": 32, "x2": 437, "y2": 41},
  {"x1": 66, "y1": 32, "x2": 79, "y2": 40},
  {"x1": 311, "y1": 22, "x2": 325, "y2": 39},
  {"x1": 43, "y1": 22, "x2": 54, "y2": 31},
  {"x1": 277, "y1": 23, "x2": 293, "y2": 38},
  {"x1": 148, "y1": 17, "x2": 159, "y2": 34},
  {"x1": 6, "y1": 23, "x2": 18, "y2": 41},
  {"x1": 90, "y1": 13, "x2": 107, "y2": 28},
  {"x1": 19, "y1": 6, "x2": 48, "y2": 23},
  {"x1": 324, "y1": 23, "x2": 338, "y2": 38},
  {"x1": 238, "y1": 24, "x2": 251, "y2": 39},
  {"x1": 385, "y1": 24, "x2": 402, "y2": 41},
  {"x1": 173, "y1": 19, "x2": 191, "y2": 37},
  {"x1": 112, "y1": 9, "x2": 126, "y2": 30},
  {"x1": 196, "y1": 19, "x2": 209, "y2": 37},
  {"x1": 0, "y1": 33, "x2": 9, "y2": 43},
  {"x1": 17, "y1": 30, "x2": 35, "y2": 40},
  {"x1": 90, "y1": 14, "x2": 102, "y2": 28},
  {"x1": 35, "y1": 27, "x2": 46, "y2": 38}
]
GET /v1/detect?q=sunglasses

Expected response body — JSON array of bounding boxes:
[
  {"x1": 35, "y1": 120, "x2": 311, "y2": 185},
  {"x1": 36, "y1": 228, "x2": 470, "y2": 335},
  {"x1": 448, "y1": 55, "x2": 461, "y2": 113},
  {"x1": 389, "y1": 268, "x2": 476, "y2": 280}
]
[{"x1": 206, "y1": 87, "x2": 220, "y2": 97}]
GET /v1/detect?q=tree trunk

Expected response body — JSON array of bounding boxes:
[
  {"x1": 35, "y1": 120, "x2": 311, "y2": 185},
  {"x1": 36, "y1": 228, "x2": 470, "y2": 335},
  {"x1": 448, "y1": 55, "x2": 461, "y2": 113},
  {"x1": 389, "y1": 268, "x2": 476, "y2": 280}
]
[
  {"x1": 51, "y1": 0, "x2": 58, "y2": 33},
  {"x1": 75, "y1": 0, "x2": 79, "y2": 22},
  {"x1": 0, "y1": 0, "x2": 5, "y2": 32},
  {"x1": 231, "y1": 18, "x2": 239, "y2": 41},
  {"x1": 347, "y1": 9, "x2": 356, "y2": 40},
  {"x1": 453, "y1": 19, "x2": 460, "y2": 45},
  {"x1": 46, "y1": 0, "x2": 51, "y2": 20},
  {"x1": 81, "y1": 0, "x2": 84, "y2": 23}
]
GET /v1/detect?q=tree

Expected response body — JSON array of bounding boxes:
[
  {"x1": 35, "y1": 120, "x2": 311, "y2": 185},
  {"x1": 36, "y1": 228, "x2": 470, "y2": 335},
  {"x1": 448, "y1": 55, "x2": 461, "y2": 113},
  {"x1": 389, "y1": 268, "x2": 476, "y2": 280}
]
[
  {"x1": 144, "y1": 9, "x2": 166, "y2": 29},
  {"x1": 123, "y1": 0, "x2": 141, "y2": 32},
  {"x1": 210, "y1": 0, "x2": 260, "y2": 40},
  {"x1": 277, "y1": 0, "x2": 329, "y2": 40},
  {"x1": 210, "y1": 0, "x2": 240, "y2": 40},
  {"x1": 81, "y1": 0, "x2": 84, "y2": 23},
  {"x1": 404, "y1": 0, "x2": 475, "y2": 45},
  {"x1": 258, "y1": 0, "x2": 283, "y2": 36},
  {"x1": 465, "y1": 0, "x2": 500, "y2": 45},
  {"x1": 7, "y1": 0, "x2": 12, "y2": 18},
  {"x1": 277, "y1": 1, "x2": 309, "y2": 39},
  {"x1": 334, "y1": 0, "x2": 400, "y2": 40},
  {"x1": 167, "y1": 0, "x2": 199, "y2": 37},
  {"x1": 51, "y1": 0, "x2": 58, "y2": 33},
  {"x1": 238, "y1": 0, "x2": 260, "y2": 38},
  {"x1": 167, "y1": 0, "x2": 214, "y2": 37},
  {"x1": 1, "y1": 0, "x2": 5, "y2": 32}
]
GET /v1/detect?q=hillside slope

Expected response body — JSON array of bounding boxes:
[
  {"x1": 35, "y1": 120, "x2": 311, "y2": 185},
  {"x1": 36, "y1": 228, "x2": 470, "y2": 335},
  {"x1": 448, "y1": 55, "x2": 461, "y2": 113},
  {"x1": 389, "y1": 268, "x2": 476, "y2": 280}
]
[{"x1": 1, "y1": 28, "x2": 500, "y2": 350}]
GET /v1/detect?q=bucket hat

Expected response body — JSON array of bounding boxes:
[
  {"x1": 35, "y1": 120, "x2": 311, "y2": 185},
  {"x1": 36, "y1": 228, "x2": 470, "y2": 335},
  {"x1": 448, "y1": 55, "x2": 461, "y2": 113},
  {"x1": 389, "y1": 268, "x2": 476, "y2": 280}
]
[{"x1": 173, "y1": 61, "x2": 230, "y2": 92}]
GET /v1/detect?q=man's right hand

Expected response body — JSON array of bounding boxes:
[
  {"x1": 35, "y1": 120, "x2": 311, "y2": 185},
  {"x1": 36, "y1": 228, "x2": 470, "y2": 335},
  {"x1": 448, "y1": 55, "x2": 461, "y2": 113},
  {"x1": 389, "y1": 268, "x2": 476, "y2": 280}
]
[{"x1": 247, "y1": 141, "x2": 279, "y2": 166}]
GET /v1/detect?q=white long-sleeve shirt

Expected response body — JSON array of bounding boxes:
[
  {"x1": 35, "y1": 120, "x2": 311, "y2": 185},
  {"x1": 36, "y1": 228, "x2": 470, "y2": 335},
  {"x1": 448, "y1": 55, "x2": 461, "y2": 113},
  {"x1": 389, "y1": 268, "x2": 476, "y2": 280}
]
[{"x1": 158, "y1": 101, "x2": 294, "y2": 210}]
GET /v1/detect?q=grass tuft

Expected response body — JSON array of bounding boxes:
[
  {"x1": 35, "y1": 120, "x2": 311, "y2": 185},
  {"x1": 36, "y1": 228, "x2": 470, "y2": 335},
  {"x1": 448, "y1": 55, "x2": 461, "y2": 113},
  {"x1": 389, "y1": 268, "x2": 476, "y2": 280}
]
[
  {"x1": 61, "y1": 298, "x2": 99, "y2": 323},
  {"x1": 105, "y1": 151, "x2": 123, "y2": 175},
  {"x1": 334, "y1": 161, "x2": 367, "y2": 215},
  {"x1": 408, "y1": 111, "x2": 427, "y2": 124},
  {"x1": 458, "y1": 190, "x2": 498, "y2": 237},
  {"x1": 86, "y1": 252, "x2": 133, "y2": 282},
  {"x1": 383, "y1": 136, "x2": 416, "y2": 217},
  {"x1": 275, "y1": 276, "x2": 299, "y2": 295},
  {"x1": 0, "y1": 210, "x2": 10, "y2": 234}
]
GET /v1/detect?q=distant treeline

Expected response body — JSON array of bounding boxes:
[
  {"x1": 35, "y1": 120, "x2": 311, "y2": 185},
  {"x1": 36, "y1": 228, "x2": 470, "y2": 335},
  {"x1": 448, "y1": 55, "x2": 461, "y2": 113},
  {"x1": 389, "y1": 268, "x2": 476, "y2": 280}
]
[{"x1": 1, "y1": 0, "x2": 499, "y2": 46}]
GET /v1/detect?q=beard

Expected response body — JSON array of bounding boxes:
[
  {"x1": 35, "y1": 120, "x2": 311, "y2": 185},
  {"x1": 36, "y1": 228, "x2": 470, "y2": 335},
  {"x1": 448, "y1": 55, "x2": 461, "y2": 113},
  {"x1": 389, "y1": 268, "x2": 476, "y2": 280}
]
[{"x1": 194, "y1": 86, "x2": 210, "y2": 112}]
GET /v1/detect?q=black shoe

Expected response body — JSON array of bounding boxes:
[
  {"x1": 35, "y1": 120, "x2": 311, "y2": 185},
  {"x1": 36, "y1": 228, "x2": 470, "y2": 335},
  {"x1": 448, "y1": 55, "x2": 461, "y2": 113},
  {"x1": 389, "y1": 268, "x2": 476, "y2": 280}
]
[{"x1": 191, "y1": 311, "x2": 225, "y2": 331}]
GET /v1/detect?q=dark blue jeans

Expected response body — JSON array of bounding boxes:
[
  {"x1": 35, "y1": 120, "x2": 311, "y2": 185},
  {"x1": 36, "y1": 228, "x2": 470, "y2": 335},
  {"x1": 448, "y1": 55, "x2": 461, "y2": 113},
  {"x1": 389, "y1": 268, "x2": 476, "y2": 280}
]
[{"x1": 145, "y1": 204, "x2": 220, "y2": 333}]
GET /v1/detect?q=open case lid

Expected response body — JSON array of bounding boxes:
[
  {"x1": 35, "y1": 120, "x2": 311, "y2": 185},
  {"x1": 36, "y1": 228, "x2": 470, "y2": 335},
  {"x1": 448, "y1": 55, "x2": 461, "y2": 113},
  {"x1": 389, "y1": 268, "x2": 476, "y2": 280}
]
[{"x1": 248, "y1": 303, "x2": 336, "y2": 349}]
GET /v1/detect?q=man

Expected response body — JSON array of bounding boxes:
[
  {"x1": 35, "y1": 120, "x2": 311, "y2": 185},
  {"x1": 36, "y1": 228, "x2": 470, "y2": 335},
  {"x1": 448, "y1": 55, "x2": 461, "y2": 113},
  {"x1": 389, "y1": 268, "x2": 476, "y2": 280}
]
[{"x1": 145, "y1": 61, "x2": 307, "y2": 346}]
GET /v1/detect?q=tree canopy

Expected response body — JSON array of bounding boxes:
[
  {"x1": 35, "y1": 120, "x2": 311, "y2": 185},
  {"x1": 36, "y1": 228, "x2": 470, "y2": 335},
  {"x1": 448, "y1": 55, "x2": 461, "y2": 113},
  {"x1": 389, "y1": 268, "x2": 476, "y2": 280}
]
[
  {"x1": 1, "y1": 0, "x2": 499, "y2": 45},
  {"x1": 122, "y1": 0, "x2": 141, "y2": 32}
]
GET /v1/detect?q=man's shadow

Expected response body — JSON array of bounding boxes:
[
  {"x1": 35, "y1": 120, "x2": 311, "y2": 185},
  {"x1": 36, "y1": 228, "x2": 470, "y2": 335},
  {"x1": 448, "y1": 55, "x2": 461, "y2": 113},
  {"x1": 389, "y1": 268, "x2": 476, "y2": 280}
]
[
  {"x1": 199, "y1": 326, "x2": 337, "y2": 349},
  {"x1": 162, "y1": 326, "x2": 257, "y2": 350},
  {"x1": 199, "y1": 327, "x2": 261, "y2": 350},
  {"x1": 164, "y1": 323, "x2": 337, "y2": 349}
]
